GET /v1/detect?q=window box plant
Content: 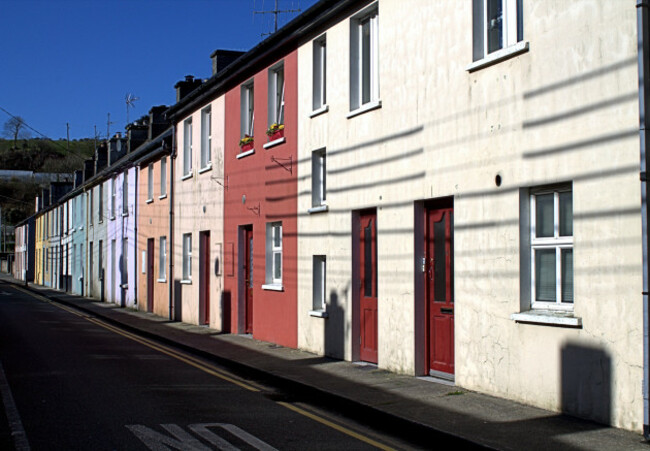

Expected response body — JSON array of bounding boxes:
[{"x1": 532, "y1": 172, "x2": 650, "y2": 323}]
[
  {"x1": 266, "y1": 123, "x2": 284, "y2": 141},
  {"x1": 239, "y1": 135, "x2": 254, "y2": 152}
]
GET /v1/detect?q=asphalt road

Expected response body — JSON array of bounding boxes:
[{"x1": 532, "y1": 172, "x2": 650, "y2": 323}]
[{"x1": 0, "y1": 282, "x2": 415, "y2": 450}]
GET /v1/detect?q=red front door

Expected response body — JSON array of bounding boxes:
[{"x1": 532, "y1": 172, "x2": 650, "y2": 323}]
[
  {"x1": 359, "y1": 210, "x2": 378, "y2": 363},
  {"x1": 147, "y1": 238, "x2": 154, "y2": 313},
  {"x1": 244, "y1": 227, "x2": 254, "y2": 334},
  {"x1": 199, "y1": 231, "x2": 210, "y2": 325},
  {"x1": 425, "y1": 204, "x2": 454, "y2": 376}
]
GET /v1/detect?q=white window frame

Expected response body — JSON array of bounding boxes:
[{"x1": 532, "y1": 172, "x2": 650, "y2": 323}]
[
  {"x1": 312, "y1": 35, "x2": 327, "y2": 112},
  {"x1": 472, "y1": 0, "x2": 523, "y2": 62},
  {"x1": 350, "y1": 5, "x2": 379, "y2": 112},
  {"x1": 312, "y1": 255, "x2": 326, "y2": 312},
  {"x1": 268, "y1": 63, "x2": 285, "y2": 127},
  {"x1": 147, "y1": 163, "x2": 154, "y2": 201},
  {"x1": 263, "y1": 222, "x2": 283, "y2": 289},
  {"x1": 183, "y1": 118, "x2": 193, "y2": 177},
  {"x1": 182, "y1": 233, "x2": 192, "y2": 282},
  {"x1": 110, "y1": 177, "x2": 116, "y2": 219},
  {"x1": 529, "y1": 185, "x2": 573, "y2": 311},
  {"x1": 158, "y1": 236, "x2": 167, "y2": 281},
  {"x1": 121, "y1": 237, "x2": 128, "y2": 286},
  {"x1": 240, "y1": 80, "x2": 254, "y2": 138},
  {"x1": 310, "y1": 148, "x2": 327, "y2": 210},
  {"x1": 201, "y1": 106, "x2": 212, "y2": 169},
  {"x1": 122, "y1": 171, "x2": 129, "y2": 215},
  {"x1": 160, "y1": 157, "x2": 167, "y2": 198},
  {"x1": 98, "y1": 184, "x2": 104, "y2": 223}
]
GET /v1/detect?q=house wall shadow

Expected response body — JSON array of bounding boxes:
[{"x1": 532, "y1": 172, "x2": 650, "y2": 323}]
[
  {"x1": 561, "y1": 342, "x2": 611, "y2": 425},
  {"x1": 324, "y1": 290, "x2": 345, "y2": 359},
  {"x1": 173, "y1": 279, "x2": 182, "y2": 321}
]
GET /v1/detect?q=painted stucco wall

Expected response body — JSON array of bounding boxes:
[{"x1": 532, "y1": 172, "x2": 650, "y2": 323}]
[
  {"x1": 223, "y1": 50, "x2": 298, "y2": 348},
  {"x1": 174, "y1": 95, "x2": 225, "y2": 327},
  {"x1": 71, "y1": 192, "x2": 86, "y2": 296},
  {"x1": 138, "y1": 154, "x2": 171, "y2": 318},
  {"x1": 86, "y1": 181, "x2": 109, "y2": 300},
  {"x1": 297, "y1": 0, "x2": 642, "y2": 431}
]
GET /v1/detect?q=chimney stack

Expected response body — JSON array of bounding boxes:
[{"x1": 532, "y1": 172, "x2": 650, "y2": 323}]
[
  {"x1": 175, "y1": 75, "x2": 203, "y2": 102},
  {"x1": 210, "y1": 49, "x2": 245, "y2": 76}
]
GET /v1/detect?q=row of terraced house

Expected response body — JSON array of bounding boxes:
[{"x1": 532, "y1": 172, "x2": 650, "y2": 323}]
[{"x1": 12, "y1": 0, "x2": 650, "y2": 434}]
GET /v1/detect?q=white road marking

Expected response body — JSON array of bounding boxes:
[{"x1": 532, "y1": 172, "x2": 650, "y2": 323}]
[{"x1": 0, "y1": 360, "x2": 30, "y2": 451}]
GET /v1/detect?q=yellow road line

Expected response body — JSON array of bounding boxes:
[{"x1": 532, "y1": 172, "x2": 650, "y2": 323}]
[
  {"x1": 278, "y1": 402, "x2": 396, "y2": 451},
  {"x1": 17, "y1": 287, "x2": 391, "y2": 448}
]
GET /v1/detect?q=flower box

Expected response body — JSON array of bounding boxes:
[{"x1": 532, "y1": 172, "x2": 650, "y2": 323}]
[
  {"x1": 266, "y1": 123, "x2": 285, "y2": 141},
  {"x1": 239, "y1": 135, "x2": 254, "y2": 152},
  {"x1": 240, "y1": 142, "x2": 254, "y2": 152},
  {"x1": 268, "y1": 129, "x2": 284, "y2": 141}
]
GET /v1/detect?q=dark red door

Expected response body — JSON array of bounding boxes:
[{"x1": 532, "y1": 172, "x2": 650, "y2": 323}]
[
  {"x1": 147, "y1": 238, "x2": 154, "y2": 313},
  {"x1": 425, "y1": 204, "x2": 454, "y2": 376},
  {"x1": 244, "y1": 227, "x2": 254, "y2": 334},
  {"x1": 359, "y1": 210, "x2": 378, "y2": 363},
  {"x1": 199, "y1": 231, "x2": 210, "y2": 325}
]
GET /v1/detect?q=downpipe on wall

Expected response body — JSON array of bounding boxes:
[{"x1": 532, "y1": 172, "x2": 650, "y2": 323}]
[
  {"x1": 637, "y1": 0, "x2": 650, "y2": 440},
  {"x1": 169, "y1": 125, "x2": 176, "y2": 321}
]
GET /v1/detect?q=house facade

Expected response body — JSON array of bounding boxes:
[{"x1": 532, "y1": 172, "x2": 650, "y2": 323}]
[
  {"x1": 12, "y1": 215, "x2": 34, "y2": 282},
  {"x1": 296, "y1": 0, "x2": 643, "y2": 431},
  {"x1": 222, "y1": 48, "x2": 299, "y2": 347}
]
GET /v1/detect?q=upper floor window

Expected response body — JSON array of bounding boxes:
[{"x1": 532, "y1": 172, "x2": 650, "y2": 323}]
[
  {"x1": 240, "y1": 80, "x2": 254, "y2": 138},
  {"x1": 472, "y1": 0, "x2": 523, "y2": 61},
  {"x1": 201, "y1": 106, "x2": 212, "y2": 169},
  {"x1": 111, "y1": 177, "x2": 116, "y2": 219},
  {"x1": 183, "y1": 118, "x2": 193, "y2": 176},
  {"x1": 350, "y1": 6, "x2": 379, "y2": 112},
  {"x1": 160, "y1": 157, "x2": 167, "y2": 197},
  {"x1": 147, "y1": 163, "x2": 154, "y2": 201},
  {"x1": 311, "y1": 148, "x2": 326, "y2": 209},
  {"x1": 122, "y1": 170, "x2": 129, "y2": 215},
  {"x1": 98, "y1": 184, "x2": 104, "y2": 222},
  {"x1": 268, "y1": 63, "x2": 285, "y2": 127},
  {"x1": 312, "y1": 35, "x2": 327, "y2": 111}
]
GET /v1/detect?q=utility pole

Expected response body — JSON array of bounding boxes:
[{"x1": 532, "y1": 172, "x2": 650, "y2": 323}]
[{"x1": 254, "y1": 0, "x2": 301, "y2": 36}]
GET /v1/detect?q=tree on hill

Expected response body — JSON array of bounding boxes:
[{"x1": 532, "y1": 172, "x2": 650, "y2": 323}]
[{"x1": 2, "y1": 116, "x2": 30, "y2": 149}]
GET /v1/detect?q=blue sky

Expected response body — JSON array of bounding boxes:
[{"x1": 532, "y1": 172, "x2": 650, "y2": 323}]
[{"x1": 0, "y1": 0, "x2": 319, "y2": 140}]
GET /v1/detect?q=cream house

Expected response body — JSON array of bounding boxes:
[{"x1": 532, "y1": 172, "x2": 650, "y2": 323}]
[{"x1": 297, "y1": 0, "x2": 644, "y2": 431}]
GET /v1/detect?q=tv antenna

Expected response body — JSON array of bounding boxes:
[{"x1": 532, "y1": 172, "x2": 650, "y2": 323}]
[
  {"x1": 254, "y1": 0, "x2": 301, "y2": 37},
  {"x1": 125, "y1": 93, "x2": 139, "y2": 125}
]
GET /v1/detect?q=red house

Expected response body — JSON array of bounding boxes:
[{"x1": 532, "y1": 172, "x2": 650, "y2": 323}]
[{"x1": 223, "y1": 49, "x2": 298, "y2": 348}]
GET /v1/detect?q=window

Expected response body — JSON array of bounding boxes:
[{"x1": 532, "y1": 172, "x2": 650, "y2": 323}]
[
  {"x1": 147, "y1": 163, "x2": 154, "y2": 201},
  {"x1": 527, "y1": 185, "x2": 573, "y2": 310},
  {"x1": 160, "y1": 157, "x2": 167, "y2": 197},
  {"x1": 313, "y1": 35, "x2": 327, "y2": 111},
  {"x1": 111, "y1": 177, "x2": 116, "y2": 219},
  {"x1": 312, "y1": 255, "x2": 326, "y2": 311},
  {"x1": 268, "y1": 63, "x2": 285, "y2": 126},
  {"x1": 98, "y1": 184, "x2": 104, "y2": 222},
  {"x1": 159, "y1": 236, "x2": 167, "y2": 280},
  {"x1": 182, "y1": 233, "x2": 192, "y2": 281},
  {"x1": 122, "y1": 171, "x2": 129, "y2": 215},
  {"x1": 472, "y1": 0, "x2": 523, "y2": 61},
  {"x1": 122, "y1": 238, "x2": 128, "y2": 286},
  {"x1": 264, "y1": 222, "x2": 282, "y2": 287},
  {"x1": 240, "y1": 81, "x2": 254, "y2": 138},
  {"x1": 183, "y1": 118, "x2": 193, "y2": 176},
  {"x1": 201, "y1": 107, "x2": 212, "y2": 168},
  {"x1": 311, "y1": 148, "x2": 326, "y2": 209},
  {"x1": 350, "y1": 6, "x2": 379, "y2": 112}
]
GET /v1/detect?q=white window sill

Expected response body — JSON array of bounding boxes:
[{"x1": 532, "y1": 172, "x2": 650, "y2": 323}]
[
  {"x1": 146, "y1": 199, "x2": 153, "y2": 204},
  {"x1": 98, "y1": 220, "x2": 103, "y2": 224},
  {"x1": 347, "y1": 100, "x2": 382, "y2": 119},
  {"x1": 237, "y1": 149, "x2": 255, "y2": 159},
  {"x1": 198, "y1": 165, "x2": 212, "y2": 174},
  {"x1": 158, "y1": 194, "x2": 167, "y2": 200},
  {"x1": 122, "y1": 212, "x2": 129, "y2": 217},
  {"x1": 466, "y1": 41, "x2": 530, "y2": 72},
  {"x1": 110, "y1": 216, "x2": 115, "y2": 221},
  {"x1": 310, "y1": 105, "x2": 329, "y2": 118},
  {"x1": 120, "y1": 284, "x2": 128, "y2": 289},
  {"x1": 180, "y1": 279, "x2": 192, "y2": 285},
  {"x1": 308, "y1": 205, "x2": 329, "y2": 214},
  {"x1": 309, "y1": 310, "x2": 328, "y2": 318},
  {"x1": 182, "y1": 173, "x2": 193, "y2": 181},
  {"x1": 263, "y1": 137, "x2": 286, "y2": 149},
  {"x1": 262, "y1": 283, "x2": 284, "y2": 292},
  {"x1": 157, "y1": 278, "x2": 167, "y2": 283},
  {"x1": 510, "y1": 310, "x2": 582, "y2": 328}
]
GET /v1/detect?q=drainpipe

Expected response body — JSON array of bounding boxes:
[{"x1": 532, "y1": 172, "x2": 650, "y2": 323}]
[
  {"x1": 638, "y1": 0, "x2": 650, "y2": 440},
  {"x1": 133, "y1": 167, "x2": 138, "y2": 307},
  {"x1": 169, "y1": 125, "x2": 176, "y2": 321}
]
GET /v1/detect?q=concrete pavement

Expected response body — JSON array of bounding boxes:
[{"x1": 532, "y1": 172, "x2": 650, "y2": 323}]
[{"x1": 0, "y1": 272, "x2": 646, "y2": 450}]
